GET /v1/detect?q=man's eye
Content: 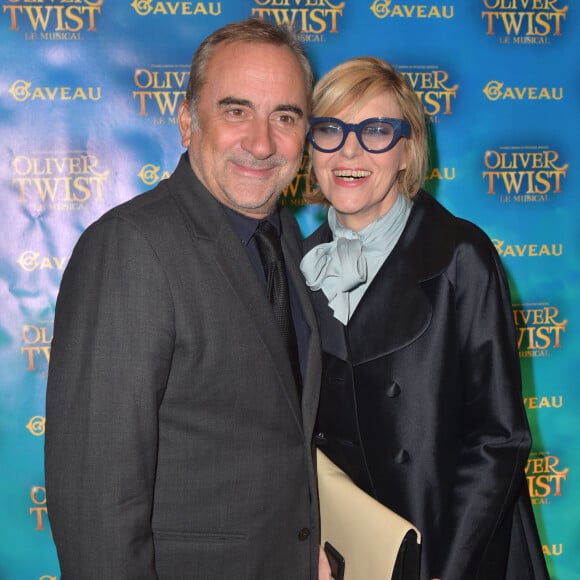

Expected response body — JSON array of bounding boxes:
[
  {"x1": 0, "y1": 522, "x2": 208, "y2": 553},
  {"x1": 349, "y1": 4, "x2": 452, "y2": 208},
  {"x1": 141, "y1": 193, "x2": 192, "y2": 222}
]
[{"x1": 275, "y1": 113, "x2": 297, "y2": 125}]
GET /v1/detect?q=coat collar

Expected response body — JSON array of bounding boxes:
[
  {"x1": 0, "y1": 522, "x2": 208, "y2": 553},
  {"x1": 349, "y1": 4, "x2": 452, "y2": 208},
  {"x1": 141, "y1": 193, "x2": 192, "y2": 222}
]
[{"x1": 304, "y1": 190, "x2": 456, "y2": 364}]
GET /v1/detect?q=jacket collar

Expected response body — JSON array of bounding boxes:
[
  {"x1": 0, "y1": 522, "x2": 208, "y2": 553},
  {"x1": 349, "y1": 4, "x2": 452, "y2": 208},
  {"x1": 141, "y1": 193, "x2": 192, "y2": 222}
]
[{"x1": 305, "y1": 190, "x2": 455, "y2": 364}]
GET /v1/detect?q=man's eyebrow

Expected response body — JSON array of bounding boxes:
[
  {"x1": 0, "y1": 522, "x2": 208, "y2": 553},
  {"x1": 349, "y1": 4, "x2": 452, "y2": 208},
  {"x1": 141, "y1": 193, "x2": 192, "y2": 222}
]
[
  {"x1": 218, "y1": 97, "x2": 304, "y2": 118},
  {"x1": 276, "y1": 104, "x2": 305, "y2": 118},
  {"x1": 218, "y1": 97, "x2": 252, "y2": 109}
]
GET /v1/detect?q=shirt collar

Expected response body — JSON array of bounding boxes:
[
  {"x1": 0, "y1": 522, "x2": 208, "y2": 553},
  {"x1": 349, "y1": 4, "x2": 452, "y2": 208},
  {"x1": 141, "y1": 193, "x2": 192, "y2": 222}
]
[{"x1": 222, "y1": 204, "x2": 282, "y2": 246}]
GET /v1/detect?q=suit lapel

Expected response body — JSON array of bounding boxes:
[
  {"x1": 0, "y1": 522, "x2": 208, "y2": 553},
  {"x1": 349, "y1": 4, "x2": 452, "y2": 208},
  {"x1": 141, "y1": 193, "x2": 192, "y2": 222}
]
[
  {"x1": 281, "y1": 214, "x2": 322, "y2": 436},
  {"x1": 218, "y1": 223, "x2": 303, "y2": 413},
  {"x1": 168, "y1": 156, "x2": 304, "y2": 429}
]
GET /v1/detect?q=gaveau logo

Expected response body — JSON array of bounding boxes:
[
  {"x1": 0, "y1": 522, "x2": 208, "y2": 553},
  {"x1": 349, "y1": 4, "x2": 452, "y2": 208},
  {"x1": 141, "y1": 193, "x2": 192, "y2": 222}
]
[
  {"x1": 17, "y1": 251, "x2": 69, "y2": 273},
  {"x1": 426, "y1": 166, "x2": 456, "y2": 182},
  {"x1": 3, "y1": 0, "x2": 102, "y2": 40},
  {"x1": 483, "y1": 80, "x2": 563, "y2": 101},
  {"x1": 8, "y1": 80, "x2": 101, "y2": 102},
  {"x1": 370, "y1": 1, "x2": 454, "y2": 19},
  {"x1": 493, "y1": 238, "x2": 563, "y2": 258},
  {"x1": 26, "y1": 415, "x2": 46, "y2": 436},
  {"x1": 130, "y1": 0, "x2": 221, "y2": 16},
  {"x1": 523, "y1": 393, "x2": 563, "y2": 410},
  {"x1": 138, "y1": 163, "x2": 172, "y2": 186}
]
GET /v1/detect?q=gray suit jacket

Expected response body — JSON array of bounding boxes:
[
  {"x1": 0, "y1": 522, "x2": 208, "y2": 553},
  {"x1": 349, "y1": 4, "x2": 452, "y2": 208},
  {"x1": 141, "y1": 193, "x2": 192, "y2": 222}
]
[{"x1": 45, "y1": 154, "x2": 322, "y2": 580}]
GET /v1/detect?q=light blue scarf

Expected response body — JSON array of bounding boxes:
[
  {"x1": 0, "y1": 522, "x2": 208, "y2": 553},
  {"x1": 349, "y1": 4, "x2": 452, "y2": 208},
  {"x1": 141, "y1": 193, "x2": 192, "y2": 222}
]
[{"x1": 300, "y1": 194, "x2": 412, "y2": 325}]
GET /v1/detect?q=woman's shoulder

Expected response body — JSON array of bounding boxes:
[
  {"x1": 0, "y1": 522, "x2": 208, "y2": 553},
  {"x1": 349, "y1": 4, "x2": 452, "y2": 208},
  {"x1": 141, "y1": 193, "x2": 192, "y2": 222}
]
[{"x1": 413, "y1": 189, "x2": 495, "y2": 249}]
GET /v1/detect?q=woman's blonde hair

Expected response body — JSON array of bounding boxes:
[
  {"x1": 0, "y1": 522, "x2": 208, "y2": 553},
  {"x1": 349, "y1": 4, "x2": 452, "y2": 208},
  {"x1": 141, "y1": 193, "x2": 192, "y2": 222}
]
[{"x1": 304, "y1": 56, "x2": 428, "y2": 204}]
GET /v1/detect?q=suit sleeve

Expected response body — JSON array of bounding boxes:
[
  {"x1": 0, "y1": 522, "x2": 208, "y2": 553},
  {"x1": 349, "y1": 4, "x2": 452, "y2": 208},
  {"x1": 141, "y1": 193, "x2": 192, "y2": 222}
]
[
  {"x1": 45, "y1": 216, "x2": 174, "y2": 579},
  {"x1": 441, "y1": 223, "x2": 532, "y2": 579}
]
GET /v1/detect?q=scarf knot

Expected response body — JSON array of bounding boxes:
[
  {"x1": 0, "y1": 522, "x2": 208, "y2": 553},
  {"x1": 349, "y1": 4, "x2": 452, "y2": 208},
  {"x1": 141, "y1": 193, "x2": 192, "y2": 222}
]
[{"x1": 301, "y1": 194, "x2": 412, "y2": 324}]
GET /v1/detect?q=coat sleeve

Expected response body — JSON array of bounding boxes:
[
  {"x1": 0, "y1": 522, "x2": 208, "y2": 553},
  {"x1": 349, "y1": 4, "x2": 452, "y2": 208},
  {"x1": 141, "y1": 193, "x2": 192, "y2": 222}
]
[
  {"x1": 441, "y1": 221, "x2": 533, "y2": 580},
  {"x1": 45, "y1": 215, "x2": 174, "y2": 579}
]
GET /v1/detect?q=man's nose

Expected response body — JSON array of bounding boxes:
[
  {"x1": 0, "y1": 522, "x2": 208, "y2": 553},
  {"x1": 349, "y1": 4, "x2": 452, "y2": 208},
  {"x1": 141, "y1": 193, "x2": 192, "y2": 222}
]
[{"x1": 242, "y1": 117, "x2": 276, "y2": 159}]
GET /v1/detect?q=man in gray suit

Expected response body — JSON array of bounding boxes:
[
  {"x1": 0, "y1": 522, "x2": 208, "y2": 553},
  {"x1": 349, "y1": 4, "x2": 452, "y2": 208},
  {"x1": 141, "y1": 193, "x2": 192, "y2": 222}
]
[{"x1": 45, "y1": 18, "x2": 326, "y2": 579}]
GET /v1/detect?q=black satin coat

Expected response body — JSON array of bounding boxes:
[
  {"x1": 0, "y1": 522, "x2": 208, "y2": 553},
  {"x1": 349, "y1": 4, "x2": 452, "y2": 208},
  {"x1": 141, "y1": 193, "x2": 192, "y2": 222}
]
[{"x1": 305, "y1": 191, "x2": 548, "y2": 580}]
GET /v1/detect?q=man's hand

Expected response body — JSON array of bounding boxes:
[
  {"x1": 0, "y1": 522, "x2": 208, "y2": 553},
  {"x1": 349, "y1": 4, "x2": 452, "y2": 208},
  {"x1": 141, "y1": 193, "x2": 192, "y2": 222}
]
[{"x1": 318, "y1": 545, "x2": 332, "y2": 580}]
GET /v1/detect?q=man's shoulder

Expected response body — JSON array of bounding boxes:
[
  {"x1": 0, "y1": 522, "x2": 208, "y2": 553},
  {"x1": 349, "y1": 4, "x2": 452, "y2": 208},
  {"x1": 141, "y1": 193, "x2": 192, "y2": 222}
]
[
  {"x1": 279, "y1": 205, "x2": 303, "y2": 240},
  {"x1": 89, "y1": 181, "x2": 176, "y2": 239},
  {"x1": 97, "y1": 153, "x2": 200, "y2": 224}
]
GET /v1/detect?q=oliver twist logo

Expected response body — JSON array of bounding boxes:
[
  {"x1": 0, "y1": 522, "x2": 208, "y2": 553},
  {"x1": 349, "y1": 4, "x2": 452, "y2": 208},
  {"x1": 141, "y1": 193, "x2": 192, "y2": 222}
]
[
  {"x1": 252, "y1": 0, "x2": 345, "y2": 42},
  {"x1": 399, "y1": 65, "x2": 458, "y2": 122},
  {"x1": 481, "y1": 0, "x2": 568, "y2": 44},
  {"x1": 513, "y1": 302, "x2": 567, "y2": 357},
  {"x1": 370, "y1": 0, "x2": 454, "y2": 19},
  {"x1": 21, "y1": 322, "x2": 53, "y2": 372},
  {"x1": 30, "y1": 486, "x2": 49, "y2": 531},
  {"x1": 133, "y1": 65, "x2": 189, "y2": 122},
  {"x1": 12, "y1": 152, "x2": 110, "y2": 210},
  {"x1": 280, "y1": 151, "x2": 309, "y2": 208},
  {"x1": 526, "y1": 451, "x2": 568, "y2": 505},
  {"x1": 3, "y1": 0, "x2": 102, "y2": 40},
  {"x1": 483, "y1": 146, "x2": 567, "y2": 203},
  {"x1": 130, "y1": 0, "x2": 221, "y2": 16}
]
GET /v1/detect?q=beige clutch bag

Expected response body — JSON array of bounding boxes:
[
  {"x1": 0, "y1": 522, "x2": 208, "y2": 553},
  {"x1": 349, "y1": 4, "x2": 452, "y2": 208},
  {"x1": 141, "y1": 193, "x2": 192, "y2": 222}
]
[{"x1": 317, "y1": 449, "x2": 421, "y2": 580}]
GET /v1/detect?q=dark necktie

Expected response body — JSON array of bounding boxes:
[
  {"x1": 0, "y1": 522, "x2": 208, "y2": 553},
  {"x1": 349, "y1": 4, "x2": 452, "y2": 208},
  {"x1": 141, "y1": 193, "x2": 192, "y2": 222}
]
[{"x1": 254, "y1": 220, "x2": 302, "y2": 398}]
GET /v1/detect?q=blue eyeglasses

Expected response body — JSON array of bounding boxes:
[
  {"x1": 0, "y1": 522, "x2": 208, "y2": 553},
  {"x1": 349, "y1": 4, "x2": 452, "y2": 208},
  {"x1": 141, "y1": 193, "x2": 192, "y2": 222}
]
[{"x1": 307, "y1": 116, "x2": 411, "y2": 154}]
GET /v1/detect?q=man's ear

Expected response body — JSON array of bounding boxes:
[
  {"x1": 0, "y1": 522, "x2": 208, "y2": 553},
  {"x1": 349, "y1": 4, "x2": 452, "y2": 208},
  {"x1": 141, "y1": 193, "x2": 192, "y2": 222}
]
[{"x1": 178, "y1": 100, "x2": 192, "y2": 148}]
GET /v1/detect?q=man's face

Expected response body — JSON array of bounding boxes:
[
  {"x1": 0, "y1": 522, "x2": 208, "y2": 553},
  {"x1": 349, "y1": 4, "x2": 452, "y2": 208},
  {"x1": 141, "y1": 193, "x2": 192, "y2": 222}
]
[{"x1": 179, "y1": 41, "x2": 309, "y2": 218}]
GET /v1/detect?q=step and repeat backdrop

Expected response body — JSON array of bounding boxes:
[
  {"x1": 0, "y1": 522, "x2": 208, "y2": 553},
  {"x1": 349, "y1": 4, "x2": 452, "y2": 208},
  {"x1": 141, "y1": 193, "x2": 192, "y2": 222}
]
[{"x1": 0, "y1": 1, "x2": 578, "y2": 578}]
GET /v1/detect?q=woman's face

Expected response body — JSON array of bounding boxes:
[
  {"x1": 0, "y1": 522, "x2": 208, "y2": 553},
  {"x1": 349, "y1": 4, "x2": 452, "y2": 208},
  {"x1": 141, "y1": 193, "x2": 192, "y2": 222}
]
[{"x1": 312, "y1": 92, "x2": 408, "y2": 232}]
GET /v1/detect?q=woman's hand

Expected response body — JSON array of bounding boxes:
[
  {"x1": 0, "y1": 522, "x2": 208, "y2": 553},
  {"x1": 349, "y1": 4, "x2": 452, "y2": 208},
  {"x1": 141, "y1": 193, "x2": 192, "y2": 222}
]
[{"x1": 318, "y1": 545, "x2": 332, "y2": 579}]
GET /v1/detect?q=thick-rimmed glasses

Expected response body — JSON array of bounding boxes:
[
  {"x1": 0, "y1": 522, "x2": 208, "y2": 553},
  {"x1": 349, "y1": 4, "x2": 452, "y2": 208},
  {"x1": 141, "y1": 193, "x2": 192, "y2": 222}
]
[{"x1": 307, "y1": 117, "x2": 411, "y2": 154}]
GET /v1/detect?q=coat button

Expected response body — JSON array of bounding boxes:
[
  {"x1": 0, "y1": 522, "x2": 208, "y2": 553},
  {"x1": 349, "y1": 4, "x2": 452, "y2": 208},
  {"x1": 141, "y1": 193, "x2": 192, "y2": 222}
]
[
  {"x1": 315, "y1": 432, "x2": 327, "y2": 445},
  {"x1": 298, "y1": 527, "x2": 310, "y2": 541},
  {"x1": 393, "y1": 449, "x2": 410, "y2": 464},
  {"x1": 385, "y1": 381, "x2": 401, "y2": 397}
]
